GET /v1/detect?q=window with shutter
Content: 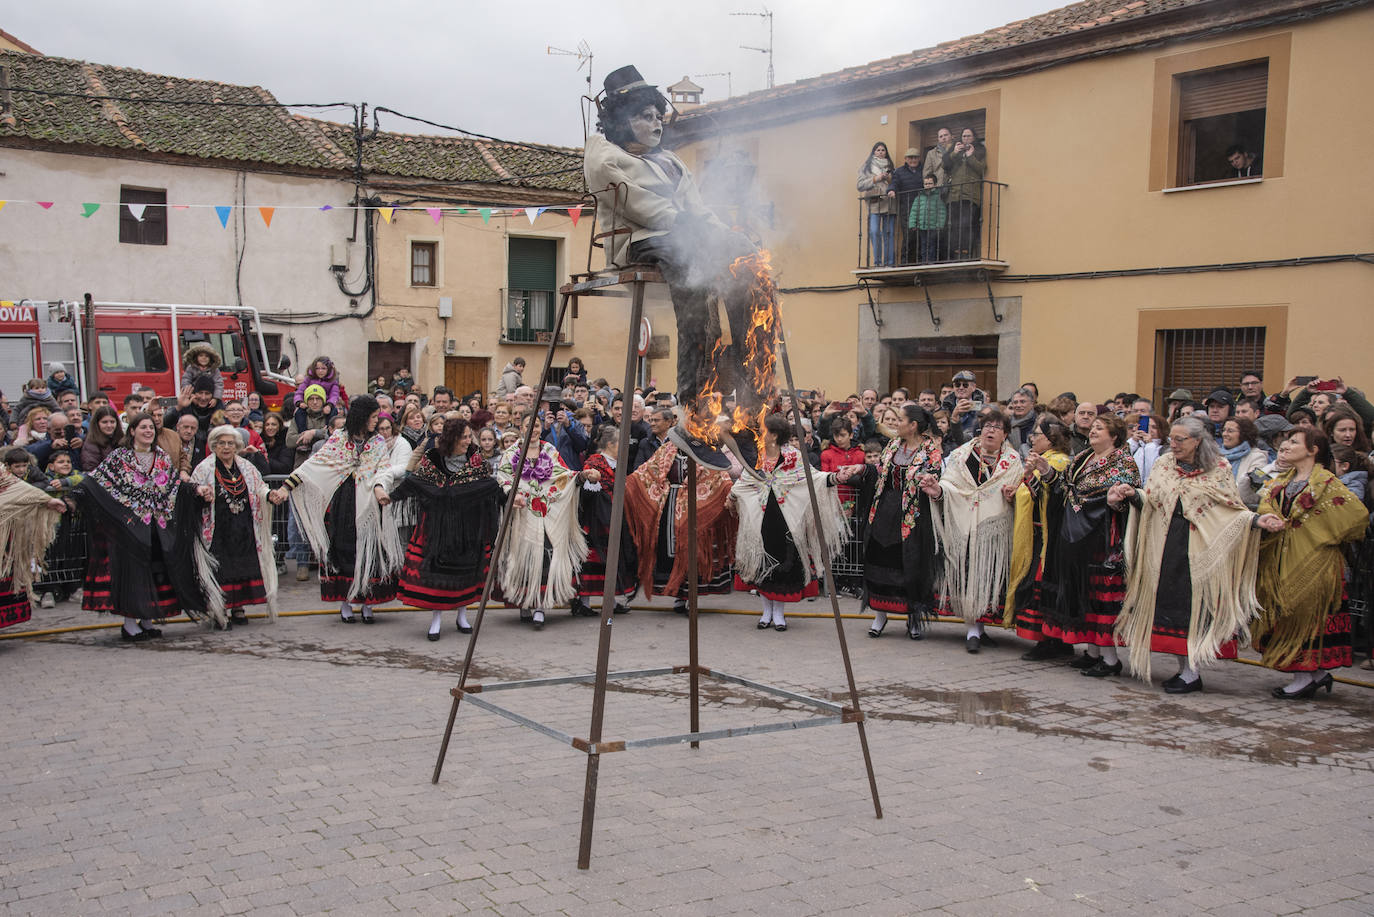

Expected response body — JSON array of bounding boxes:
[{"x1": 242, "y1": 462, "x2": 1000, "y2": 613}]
[
  {"x1": 506, "y1": 238, "x2": 560, "y2": 343},
  {"x1": 411, "y1": 241, "x2": 437, "y2": 286},
  {"x1": 1175, "y1": 61, "x2": 1268, "y2": 185},
  {"x1": 1154, "y1": 326, "x2": 1265, "y2": 408},
  {"x1": 118, "y1": 186, "x2": 167, "y2": 245}
]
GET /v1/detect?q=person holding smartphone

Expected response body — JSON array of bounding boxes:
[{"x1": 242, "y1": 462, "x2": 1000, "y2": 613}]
[{"x1": 857, "y1": 141, "x2": 897, "y2": 266}]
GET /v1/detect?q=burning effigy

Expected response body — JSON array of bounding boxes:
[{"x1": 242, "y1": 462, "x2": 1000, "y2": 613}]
[{"x1": 584, "y1": 65, "x2": 779, "y2": 471}]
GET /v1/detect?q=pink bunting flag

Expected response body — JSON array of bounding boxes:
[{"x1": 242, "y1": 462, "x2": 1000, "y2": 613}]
[
  {"x1": 568, "y1": 205, "x2": 582, "y2": 227},
  {"x1": 37, "y1": 201, "x2": 54, "y2": 210},
  {"x1": 259, "y1": 207, "x2": 275, "y2": 227},
  {"x1": 426, "y1": 207, "x2": 442, "y2": 224}
]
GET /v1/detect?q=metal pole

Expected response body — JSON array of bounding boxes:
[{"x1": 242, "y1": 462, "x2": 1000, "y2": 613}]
[
  {"x1": 774, "y1": 313, "x2": 883, "y2": 820},
  {"x1": 432, "y1": 289, "x2": 575, "y2": 784},
  {"x1": 687, "y1": 460, "x2": 700, "y2": 748},
  {"x1": 576, "y1": 277, "x2": 647, "y2": 869}
]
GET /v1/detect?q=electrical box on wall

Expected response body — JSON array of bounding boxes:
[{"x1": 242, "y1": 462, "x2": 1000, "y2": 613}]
[
  {"x1": 438, "y1": 296, "x2": 453, "y2": 318},
  {"x1": 329, "y1": 243, "x2": 348, "y2": 270},
  {"x1": 444, "y1": 339, "x2": 457, "y2": 355}
]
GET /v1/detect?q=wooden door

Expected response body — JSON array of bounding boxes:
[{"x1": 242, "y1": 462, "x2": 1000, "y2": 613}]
[{"x1": 445, "y1": 356, "x2": 490, "y2": 401}]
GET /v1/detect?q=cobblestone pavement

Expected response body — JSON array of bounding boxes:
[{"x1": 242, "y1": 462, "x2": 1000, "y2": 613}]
[{"x1": 2, "y1": 573, "x2": 1372, "y2": 916}]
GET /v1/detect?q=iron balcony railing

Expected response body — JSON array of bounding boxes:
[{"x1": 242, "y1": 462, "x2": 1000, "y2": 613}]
[{"x1": 857, "y1": 179, "x2": 1007, "y2": 269}]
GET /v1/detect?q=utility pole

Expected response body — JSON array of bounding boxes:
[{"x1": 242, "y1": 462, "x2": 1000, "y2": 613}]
[
  {"x1": 547, "y1": 40, "x2": 594, "y2": 95},
  {"x1": 731, "y1": 7, "x2": 774, "y2": 89},
  {"x1": 694, "y1": 72, "x2": 733, "y2": 98}
]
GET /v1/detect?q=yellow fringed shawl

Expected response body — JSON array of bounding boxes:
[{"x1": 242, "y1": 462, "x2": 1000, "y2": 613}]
[
  {"x1": 0, "y1": 467, "x2": 62, "y2": 594},
  {"x1": 1003, "y1": 449, "x2": 1070, "y2": 622},
  {"x1": 1252, "y1": 466, "x2": 1367, "y2": 670}
]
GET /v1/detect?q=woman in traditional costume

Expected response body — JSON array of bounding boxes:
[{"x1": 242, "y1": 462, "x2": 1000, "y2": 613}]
[
  {"x1": 79, "y1": 412, "x2": 203, "y2": 641},
  {"x1": 0, "y1": 464, "x2": 65, "y2": 631},
  {"x1": 923, "y1": 409, "x2": 1024, "y2": 652},
  {"x1": 573, "y1": 425, "x2": 638, "y2": 617},
  {"x1": 392, "y1": 417, "x2": 501, "y2": 640},
  {"x1": 1252, "y1": 428, "x2": 1367, "y2": 698},
  {"x1": 1006, "y1": 416, "x2": 1073, "y2": 658},
  {"x1": 495, "y1": 425, "x2": 588, "y2": 630},
  {"x1": 625, "y1": 435, "x2": 737, "y2": 613},
  {"x1": 1034, "y1": 413, "x2": 1140, "y2": 677},
  {"x1": 851, "y1": 403, "x2": 942, "y2": 639},
  {"x1": 271, "y1": 395, "x2": 404, "y2": 623},
  {"x1": 190, "y1": 426, "x2": 277, "y2": 630},
  {"x1": 1111, "y1": 416, "x2": 1283, "y2": 693},
  {"x1": 732, "y1": 412, "x2": 852, "y2": 633}
]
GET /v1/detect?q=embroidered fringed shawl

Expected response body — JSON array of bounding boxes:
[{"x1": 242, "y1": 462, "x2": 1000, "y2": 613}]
[
  {"x1": 190, "y1": 454, "x2": 277, "y2": 627},
  {"x1": 731, "y1": 447, "x2": 849, "y2": 588},
  {"x1": 0, "y1": 466, "x2": 62, "y2": 593},
  {"x1": 287, "y1": 431, "x2": 404, "y2": 601},
  {"x1": 625, "y1": 442, "x2": 737, "y2": 598},
  {"x1": 1252, "y1": 466, "x2": 1367, "y2": 669},
  {"x1": 495, "y1": 441, "x2": 587, "y2": 608},
  {"x1": 930, "y1": 440, "x2": 1023, "y2": 624},
  {"x1": 1116, "y1": 453, "x2": 1262, "y2": 681}
]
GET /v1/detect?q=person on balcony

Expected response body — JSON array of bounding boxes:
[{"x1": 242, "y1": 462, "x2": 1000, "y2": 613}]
[
  {"x1": 922, "y1": 127, "x2": 953, "y2": 188},
  {"x1": 856, "y1": 141, "x2": 896, "y2": 267},
  {"x1": 941, "y1": 128, "x2": 986, "y2": 260},
  {"x1": 886, "y1": 147, "x2": 925, "y2": 264},
  {"x1": 909, "y1": 175, "x2": 948, "y2": 264}
]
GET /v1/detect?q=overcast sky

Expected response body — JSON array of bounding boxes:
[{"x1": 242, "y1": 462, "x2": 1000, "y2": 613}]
[{"x1": 7, "y1": 0, "x2": 1063, "y2": 147}]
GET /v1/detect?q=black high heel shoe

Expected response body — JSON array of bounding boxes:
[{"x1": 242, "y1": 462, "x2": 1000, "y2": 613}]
[{"x1": 1271, "y1": 672, "x2": 1334, "y2": 700}]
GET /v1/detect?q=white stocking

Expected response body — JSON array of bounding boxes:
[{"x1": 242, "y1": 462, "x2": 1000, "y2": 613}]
[
  {"x1": 1283, "y1": 671, "x2": 1315, "y2": 693},
  {"x1": 429, "y1": 611, "x2": 442, "y2": 636},
  {"x1": 871, "y1": 609, "x2": 888, "y2": 632},
  {"x1": 457, "y1": 609, "x2": 471, "y2": 630},
  {"x1": 122, "y1": 618, "x2": 142, "y2": 636},
  {"x1": 1099, "y1": 645, "x2": 1119, "y2": 666},
  {"x1": 771, "y1": 600, "x2": 786, "y2": 628},
  {"x1": 759, "y1": 602, "x2": 774, "y2": 626}
]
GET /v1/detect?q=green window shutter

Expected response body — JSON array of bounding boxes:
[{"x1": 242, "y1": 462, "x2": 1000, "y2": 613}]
[{"x1": 508, "y1": 238, "x2": 557, "y2": 291}]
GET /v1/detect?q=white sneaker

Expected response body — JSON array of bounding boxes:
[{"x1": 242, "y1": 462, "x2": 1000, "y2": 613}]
[{"x1": 39, "y1": 592, "x2": 55, "y2": 609}]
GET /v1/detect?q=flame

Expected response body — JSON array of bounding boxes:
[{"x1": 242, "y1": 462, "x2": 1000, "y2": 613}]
[{"x1": 681, "y1": 250, "x2": 781, "y2": 460}]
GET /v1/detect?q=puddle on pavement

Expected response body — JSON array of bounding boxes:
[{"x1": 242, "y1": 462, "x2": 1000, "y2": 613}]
[
  {"x1": 39, "y1": 631, "x2": 1374, "y2": 770},
  {"x1": 853, "y1": 680, "x2": 1374, "y2": 770}
]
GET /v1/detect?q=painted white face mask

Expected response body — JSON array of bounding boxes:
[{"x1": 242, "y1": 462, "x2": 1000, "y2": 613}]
[{"x1": 629, "y1": 106, "x2": 663, "y2": 149}]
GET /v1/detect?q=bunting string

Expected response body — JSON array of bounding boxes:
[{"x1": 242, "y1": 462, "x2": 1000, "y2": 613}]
[{"x1": 0, "y1": 199, "x2": 587, "y2": 229}]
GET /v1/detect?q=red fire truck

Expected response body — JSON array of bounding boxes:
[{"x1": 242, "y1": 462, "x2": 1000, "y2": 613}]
[{"x1": 0, "y1": 298, "x2": 292, "y2": 408}]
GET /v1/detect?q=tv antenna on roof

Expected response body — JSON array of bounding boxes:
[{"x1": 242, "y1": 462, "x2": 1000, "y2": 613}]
[
  {"x1": 547, "y1": 40, "x2": 594, "y2": 95},
  {"x1": 694, "y1": 72, "x2": 734, "y2": 98},
  {"x1": 731, "y1": 7, "x2": 774, "y2": 89}
]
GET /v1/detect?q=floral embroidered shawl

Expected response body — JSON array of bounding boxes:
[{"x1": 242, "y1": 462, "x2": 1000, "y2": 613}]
[
  {"x1": 867, "y1": 437, "x2": 942, "y2": 539},
  {"x1": 1252, "y1": 465, "x2": 1367, "y2": 669},
  {"x1": 189, "y1": 454, "x2": 276, "y2": 626}
]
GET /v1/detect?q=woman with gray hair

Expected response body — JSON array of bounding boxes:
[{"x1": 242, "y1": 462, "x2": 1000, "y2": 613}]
[
  {"x1": 191, "y1": 425, "x2": 277, "y2": 629},
  {"x1": 1110, "y1": 416, "x2": 1284, "y2": 693}
]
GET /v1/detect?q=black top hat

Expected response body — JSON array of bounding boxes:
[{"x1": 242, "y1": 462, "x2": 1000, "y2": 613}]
[{"x1": 603, "y1": 65, "x2": 657, "y2": 98}]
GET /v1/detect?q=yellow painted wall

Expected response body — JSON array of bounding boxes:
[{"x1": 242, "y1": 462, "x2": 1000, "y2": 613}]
[
  {"x1": 374, "y1": 206, "x2": 681, "y2": 394},
  {"x1": 673, "y1": 7, "x2": 1374, "y2": 400}
]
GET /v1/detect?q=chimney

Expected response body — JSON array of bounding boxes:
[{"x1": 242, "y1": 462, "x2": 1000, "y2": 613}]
[{"x1": 667, "y1": 75, "x2": 704, "y2": 112}]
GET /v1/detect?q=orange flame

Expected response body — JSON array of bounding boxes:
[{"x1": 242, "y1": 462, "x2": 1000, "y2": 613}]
[{"x1": 682, "y1": 250, "x2": 781, "y2": 459}]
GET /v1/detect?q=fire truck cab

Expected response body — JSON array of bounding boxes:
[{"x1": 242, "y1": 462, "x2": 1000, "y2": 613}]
[{"x1": 0, "y1": 299, "x2": 291, "y2": 408}]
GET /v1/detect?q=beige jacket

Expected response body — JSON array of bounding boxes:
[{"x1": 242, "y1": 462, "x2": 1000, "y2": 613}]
[{"x1": 583, "y1": 134, "x2": 726, "y2": 268}]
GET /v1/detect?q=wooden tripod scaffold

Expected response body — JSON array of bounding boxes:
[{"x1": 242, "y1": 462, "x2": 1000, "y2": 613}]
[{"x1": 430, "y1": 262, "x2": 882, "y2": 870}]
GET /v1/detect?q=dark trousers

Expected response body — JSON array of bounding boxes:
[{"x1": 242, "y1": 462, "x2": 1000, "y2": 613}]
[{"x1": 629, "y1": 227, "x2": 774, "y2": 414}]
